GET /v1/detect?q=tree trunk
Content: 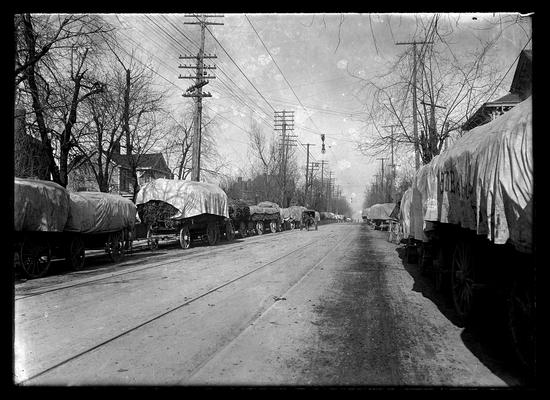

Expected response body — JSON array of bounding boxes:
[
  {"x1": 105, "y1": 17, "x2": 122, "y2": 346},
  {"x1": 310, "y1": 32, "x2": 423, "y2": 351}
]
[{"x1": 23, "y1": 17, "x2": 60, "y2": 184}]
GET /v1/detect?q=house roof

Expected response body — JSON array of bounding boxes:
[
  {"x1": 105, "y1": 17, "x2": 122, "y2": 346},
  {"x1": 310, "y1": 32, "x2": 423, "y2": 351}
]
[
  {"x1": 461, "y1": 49, "x2": 531, "y2": 131},
  {"x1": 111, "y1": 153, "x2": 171, "y2": 174},
  {"x1": 460, "y1": 92, "x2": 523, "y2": 131}
]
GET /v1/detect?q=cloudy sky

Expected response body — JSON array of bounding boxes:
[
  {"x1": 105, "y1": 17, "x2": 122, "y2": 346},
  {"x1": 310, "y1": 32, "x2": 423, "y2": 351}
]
[{"x1": 104, "y1": 12, "x2": 531, "y2": 217}]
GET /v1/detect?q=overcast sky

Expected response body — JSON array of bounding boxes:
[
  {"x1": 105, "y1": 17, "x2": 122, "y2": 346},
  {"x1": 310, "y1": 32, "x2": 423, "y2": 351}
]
[{"x1": 103, "y1": 12, "x2": 531, "y2": 217}]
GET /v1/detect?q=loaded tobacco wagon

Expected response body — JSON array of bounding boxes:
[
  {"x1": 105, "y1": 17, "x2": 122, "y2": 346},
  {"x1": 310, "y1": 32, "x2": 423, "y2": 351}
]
[
  {"x1": 135, "y1": 178, "x2": 234, "y2": 250},
  {"x1": 364, "y1": 203, "x2": 397, "y2": 230},
  {"x1": 400, "y1": 96, "x2": 534, "y2": 371},
  {"x1": 248, "y1": 201, "x2": 282, "y2": 235},
  {"x1": 228, "y1": 199, "x2": 252, "y2": 238},
  {"x1": 280, "y1": 205, "x2": 306, "y2": 230},
  {"x1": 14, "y1": 178, "x2": 136, "y2": 279}
]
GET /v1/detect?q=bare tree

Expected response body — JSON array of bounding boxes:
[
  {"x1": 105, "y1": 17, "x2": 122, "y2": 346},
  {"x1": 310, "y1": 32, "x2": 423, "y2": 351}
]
[
  {"x1": 15, "y1": 13, "x2": 112, "y2": 187},
  {"x1": 349, "y1": 13, "x2": 530, "y2": 166}
]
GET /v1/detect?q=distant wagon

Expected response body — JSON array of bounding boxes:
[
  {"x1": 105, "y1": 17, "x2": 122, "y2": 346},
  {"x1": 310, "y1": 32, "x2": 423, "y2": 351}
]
[
  {"x1": 301, "y1": 209, "x2": 318, "y2": 231},
  {"x1": 135, "y1": 178, "x2": 234, "y2": 250},
  {"x1": 228, "y1": 199, "x2": 252, "y2": 237},
  {"x1": 280, "y1": 205, "x2": 306, "y2": 230},
  {"x1": 248, "y1": 201, "x2": 282, "y2": 235},
  {"x1": 14, "y1": 178, "x2": 136, "y2": 278}
]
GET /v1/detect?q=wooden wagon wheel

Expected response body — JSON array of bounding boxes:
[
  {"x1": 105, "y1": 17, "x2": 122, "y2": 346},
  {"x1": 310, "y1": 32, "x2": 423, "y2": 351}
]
[
  {"x1": 451, "y1": 239, "x2": 476, "y2": 323},
  {"x1": 207, "y1": 222, "x2": 219, "y2": 245},
  {"x1": 255, "y1": 221, "x2": 264, "y2": 235},
  {"x1": 179, "y1": 226, "x2": 191, "y2": 249},
  {"x1": 147, "y1": 225, "x2": 159, "y2": 251},
  {"x1": 19, "y1": 238, "x2": 52, "y2": 279},
  {"x1": 107, "y1": 231, "x2": 125, "y2": 263},
  {"x1": 65, "y1": 235, "x2": 86, "y2": 271},
  {"x1": 239, "y1": 221, "x2": 248, "y2": 237},
  {"x1": 225, "y1": 220, "x2": 236, "y2": 241},
  {"x1": 507, "y1": 277, "x2": 535, "y2": 372},
  {"x1": 269, "y1": 220, "x2": 277, "y2": 233}
]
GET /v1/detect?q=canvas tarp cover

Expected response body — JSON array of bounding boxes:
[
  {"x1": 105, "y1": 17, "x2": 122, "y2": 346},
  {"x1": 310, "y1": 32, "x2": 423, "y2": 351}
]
[
  {"x1": 249, "y1": 205, "x2": 281, "y2": 221},
  {"x1": 135, "y1": 178, "x2": 229, "y2": 219},
  {"x1": 280, "y1": 206, "x2": 306, "y2": 221},
  {"x1": 14, "y1": 178, "x2": 70, "y2": 232},
  {"x1": 257, "y1": 201, "x2": 280, "y2": 209},
  {"x1": 368, "y1": 203, "x2": 397, "y2": 221},
  {"x1": 399, "y1": 187, "x2": 413, "y2": 239},
  {"x1": 64, "y1": 191, "x2": 137, "y2": 234},
  {"x1": 414, "y1": 97, "x2": 532, "y2": 252}
]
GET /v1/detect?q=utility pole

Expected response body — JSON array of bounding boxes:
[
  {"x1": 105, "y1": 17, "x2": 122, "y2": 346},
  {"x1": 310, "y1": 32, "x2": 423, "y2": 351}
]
[
  {"x1": 382, "y1": 124, "x2": 399, "y2": 201},
  {"x1": 275, "y1": 110, "x2": 296, "y2": 206},
  {"x1": 304, "y1": 144, "x2": 316, "y2": 205},
  {"x1": 307, "y1": 161, "x2": 319, "y2": 206},
  {"x1": 181, "y1": 14, "x2": 223, "y2": 181},
  {"x1": 396, "y1": 40, "x2": 433, "y2": 171},
  {"x1": 319, "y1": 160, "x2": 328, "y2": 210}
]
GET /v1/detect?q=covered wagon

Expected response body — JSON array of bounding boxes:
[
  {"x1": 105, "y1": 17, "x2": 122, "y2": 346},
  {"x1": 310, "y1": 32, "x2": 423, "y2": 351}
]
[
  {"x1": 64, "y1": 191, "x2": 137, "y2": 268},
  {"x1": 280, "y1": 205, "x2": 306, "y2": 230},
  {"x1": 248, "y1": 201, "x2": 282, "y2": 235},
  {"x1": 400, "y1": 97, "x2": 534, "y2": 370},
  {"x1": 14, "y1": 178, "x2": 137, "y2": 278},
  {"x1": 228, "y1": 199, "x2": 252, "y2": 237},
  {"x1": 365, "y1": 203, "x2": 397, "y2": 230},
  {"x1": 135, "y1": 178, "x2": 233, "y2": 249}
]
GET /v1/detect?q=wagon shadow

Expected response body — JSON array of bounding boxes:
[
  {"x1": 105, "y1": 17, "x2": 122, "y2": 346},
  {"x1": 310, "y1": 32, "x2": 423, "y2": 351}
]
[{"x1": 395, "y1": 246, "x2": 533, "y2": 387}]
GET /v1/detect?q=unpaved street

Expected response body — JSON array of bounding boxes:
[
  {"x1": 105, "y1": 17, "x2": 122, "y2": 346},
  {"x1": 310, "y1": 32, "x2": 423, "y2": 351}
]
[{"x1": 14, "y1": 223, "x2": 527, "y2": 386}]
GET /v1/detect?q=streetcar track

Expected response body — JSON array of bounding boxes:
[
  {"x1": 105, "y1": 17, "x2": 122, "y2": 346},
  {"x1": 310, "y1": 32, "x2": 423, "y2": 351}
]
[
  {"x1": 16, "y1": 228, "x2": 332, "y2": 301},
  {"x1": 17, "y1": 232, "x2": 329, "y2": 385},
  {"x1": 185, "y1": 228, "x2": 356, "y2": 382}
]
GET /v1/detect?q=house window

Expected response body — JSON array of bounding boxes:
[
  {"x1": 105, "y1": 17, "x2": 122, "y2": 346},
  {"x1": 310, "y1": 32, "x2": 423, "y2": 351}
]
[{"x1": 120, "y1": 169, "x2": 134, "y2": 192}]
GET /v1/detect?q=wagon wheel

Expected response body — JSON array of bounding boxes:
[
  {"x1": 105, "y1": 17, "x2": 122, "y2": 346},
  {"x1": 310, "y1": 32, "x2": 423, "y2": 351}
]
[
  {"x1": 507, "y1": 277, "x2": 536, "y2": 373},
  {"x1": 179, "y1": 226, "x2": 191, "y2": 249},
  {"x1": 419, "y1": 243, "x2": 431, "y2": 276},
  {"x1": 239, "y1": 221, "x2": 248, "y2": 238},
  {"x1": 451, "y1": 239, "x2": 476, "y2": 323},
  {"x1": 255, "y1": 221, "x2": 264, "y2": 235},
  {"x1": 276, "y1": 221, "x2": 283, "y2": 232},
  {"x1": 207, "y1": 222, "x2": 219, "y2": 245},
  {"x1": 225, "y1": 220, "x2": 236, "y2": 241},
  {"x1": 65, "y1": 235, "x2": 86, "y2": 271},
  {"x1": 434, "y1": 244, "x2": 450, "y2": 293},
  {"x1": 269, "y1": 220, "x2": 277, "y2": 233},
  {"x1": 107, "y1": 231, "x2": 125, "y2": 263},
  {"x1": 147, "y1": 226, "x2": 159, "y2": 251},
  {"x1": 19, "y1": 238, "x2": 52, "y2": 279}
]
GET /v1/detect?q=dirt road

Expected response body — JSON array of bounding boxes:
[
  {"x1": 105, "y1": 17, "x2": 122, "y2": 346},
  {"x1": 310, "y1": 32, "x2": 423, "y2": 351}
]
[{"x1": 14, "y1": 223, "x2": 528, "y2": 386}]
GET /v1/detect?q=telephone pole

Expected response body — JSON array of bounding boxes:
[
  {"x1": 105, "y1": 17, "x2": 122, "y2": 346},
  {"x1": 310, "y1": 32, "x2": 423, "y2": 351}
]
[
  {"x1": 383, "y1": 124, "x2": 400, "y2": 201},
  {"x1": 181, "y1": 14, "x2": 223, "y2": 181},
  {"x1": 304, "y1": 144, "x2": 316, "y2": 205},
  {"x1": 377, "y1": 157, "x2": 388, "y2": 201},
  {"x1": 396, "y1": 40, "x2": 433, "y2": 171},
  {"x1": 307, "y1": 161, "x2": 319, "y2": 206},
  {"x1": 275, "y1": 110, "x2": 296, "y2": 206},
  {"x1": 319, "y1": 160, "x2": 328, "y2": 210}
]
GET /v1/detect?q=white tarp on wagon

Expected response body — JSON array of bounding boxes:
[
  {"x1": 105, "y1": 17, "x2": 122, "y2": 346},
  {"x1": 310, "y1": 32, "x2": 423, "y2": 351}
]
[
  {"x1": 280, "y1": 205, "x2": 306, "y2": 221},
  {"x1": 414, "y1": 96, "x2": 532, "y2": 252},
  {"x1": 14, "y1": 178, "x2": 70, "y2": 232},
  {"x1": 135, "y1": 178, "x2": 229, "y2": 219},
  {"x1": 367, "y1": 203, "x2": 397, "y2": 221},
  {"x1": 64, "y1": 191, "x2": 137, "y2": 234},
  {"x1": 399, "y1": 187, "x2": 413, "y2": 239}
]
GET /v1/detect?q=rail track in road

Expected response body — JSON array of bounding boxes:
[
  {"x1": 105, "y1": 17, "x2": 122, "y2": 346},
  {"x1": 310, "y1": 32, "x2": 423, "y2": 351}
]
[
  {"x1": 15, "y1": 227, "x2": 325, "y2": 301},
  {"x1": 17, "y1": 226, "x2": 352, "y2": 385}
]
